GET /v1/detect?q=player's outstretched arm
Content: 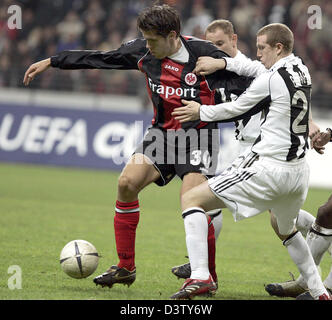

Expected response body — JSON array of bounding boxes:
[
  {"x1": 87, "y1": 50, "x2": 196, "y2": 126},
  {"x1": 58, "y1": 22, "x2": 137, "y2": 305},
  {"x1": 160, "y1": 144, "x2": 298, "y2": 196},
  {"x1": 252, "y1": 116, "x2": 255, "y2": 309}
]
[
  {"x1": 23, "y1": 58, "x2": 51, "y2": 86},
  {"x1": 173, "y1": 71, "x2": 271, "y2": 123},
  {"x1": 223, "y1": 55, "x2": 266, "y2": 78},
  {"x1": 193, "y1": 56, "x2": 226, "y2": 76}
]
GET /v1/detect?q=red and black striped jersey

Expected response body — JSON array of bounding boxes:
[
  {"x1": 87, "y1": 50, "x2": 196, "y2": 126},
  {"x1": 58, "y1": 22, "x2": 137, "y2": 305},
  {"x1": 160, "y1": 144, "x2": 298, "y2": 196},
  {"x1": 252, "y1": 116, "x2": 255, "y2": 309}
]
[{"x1": 51, "y1": 35, "x2": 250, "y2": 130}]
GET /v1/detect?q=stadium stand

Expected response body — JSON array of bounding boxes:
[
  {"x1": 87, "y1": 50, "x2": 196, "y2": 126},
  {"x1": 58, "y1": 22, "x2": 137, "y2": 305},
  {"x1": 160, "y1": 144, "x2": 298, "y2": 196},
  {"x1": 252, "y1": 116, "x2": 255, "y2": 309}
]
[{"x1": 0, "y1": 0, "x2": 331, "y2": 111}]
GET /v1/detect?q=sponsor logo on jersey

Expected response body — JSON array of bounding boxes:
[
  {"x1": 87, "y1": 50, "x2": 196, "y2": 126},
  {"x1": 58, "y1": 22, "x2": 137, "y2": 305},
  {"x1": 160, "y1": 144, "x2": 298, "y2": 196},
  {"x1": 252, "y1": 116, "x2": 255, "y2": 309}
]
[
  {"x1": 185, "y1": 73, "x2": 197, "y2": 86},
  {"x1": 164, "y1": 64, "x2": 179, "y2": 72},
  {"x1": 148, "y1": 77, "x2": 196, "y2": 99}
]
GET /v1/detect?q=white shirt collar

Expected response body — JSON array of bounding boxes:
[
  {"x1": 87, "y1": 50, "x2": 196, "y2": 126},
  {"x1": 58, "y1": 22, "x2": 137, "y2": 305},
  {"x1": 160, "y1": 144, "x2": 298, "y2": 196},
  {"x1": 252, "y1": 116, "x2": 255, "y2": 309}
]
[
  {"x1": 168, "y1": 40, "x2": 189, "y2": 63},
  {"x1": 269, "y1": 53, "x2": 295, "y2": 72}
]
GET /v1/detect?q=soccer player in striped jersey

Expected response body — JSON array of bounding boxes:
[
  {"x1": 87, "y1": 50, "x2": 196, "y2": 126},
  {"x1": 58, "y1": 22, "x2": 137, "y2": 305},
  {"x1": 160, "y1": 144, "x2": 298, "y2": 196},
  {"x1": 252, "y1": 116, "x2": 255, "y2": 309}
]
[
  {"x1": 171, "y1": 19, "x2": 262, "y2": 281},
  {"x1": 171, "y1": 18, "x2": 325, "y2": 283},
  {"x1": 23, "y1": 5, "x2": 252, "y2": 292},
  {"x1": 185, "y1": 19, "x2": 332, "y2": 298},
  {"x1": 170, "y1": 23, "x2": 331, "y2": 300}
]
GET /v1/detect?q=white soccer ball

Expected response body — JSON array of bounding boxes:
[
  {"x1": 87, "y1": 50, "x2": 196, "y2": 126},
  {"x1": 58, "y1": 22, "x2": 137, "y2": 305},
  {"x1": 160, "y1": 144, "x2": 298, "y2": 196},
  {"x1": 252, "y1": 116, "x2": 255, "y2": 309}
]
[{"x1": 60, "y1": 240, "x2": 99, "y2": 279}]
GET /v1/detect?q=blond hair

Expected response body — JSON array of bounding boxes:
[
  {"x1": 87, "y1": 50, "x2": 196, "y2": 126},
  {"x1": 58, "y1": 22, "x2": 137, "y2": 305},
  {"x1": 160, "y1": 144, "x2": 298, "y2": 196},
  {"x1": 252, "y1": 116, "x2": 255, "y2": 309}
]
[
  {"x1": 205, "y1": 19, "x2": 234, "y2": 37},
  {"x1": 257, "y1": 23, "x2": 294, "y2": 53}
]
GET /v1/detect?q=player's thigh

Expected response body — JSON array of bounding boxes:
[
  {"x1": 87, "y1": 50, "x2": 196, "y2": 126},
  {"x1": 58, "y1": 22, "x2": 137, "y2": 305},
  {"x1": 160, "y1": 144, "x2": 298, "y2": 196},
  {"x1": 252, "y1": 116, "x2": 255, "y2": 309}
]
[
  {"x1": 181, "y1": 172, "x2": 207, "y2": 196},
  {"x1": 271, "y1": 165, "x2": 309, "y2": 236},
  {"x1": 119, "y1": 153, "x2": 161, "y2": 192},
  {"x1": 181, "y1": 178, "x2": 226, "y2": 212},
  {"x1": 271, "y1": 193, "x2": 306, "y2": 236}
]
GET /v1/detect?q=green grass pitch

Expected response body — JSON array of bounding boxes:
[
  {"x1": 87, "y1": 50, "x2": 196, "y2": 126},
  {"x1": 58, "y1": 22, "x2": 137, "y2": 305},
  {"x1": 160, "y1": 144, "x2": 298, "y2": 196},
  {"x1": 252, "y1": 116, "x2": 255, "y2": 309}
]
[{"x1": 0, "y1": 162, "x2": 331, "y2": 300}]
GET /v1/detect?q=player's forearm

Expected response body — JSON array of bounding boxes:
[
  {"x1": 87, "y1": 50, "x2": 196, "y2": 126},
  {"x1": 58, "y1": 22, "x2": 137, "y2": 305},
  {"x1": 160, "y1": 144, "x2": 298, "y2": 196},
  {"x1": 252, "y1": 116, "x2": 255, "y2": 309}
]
[
  {"x1": 224, "y1": 56, "x2": 266, "y2": 78},
  {"x1": 200, "y1": 101, "x2": 247, "y2": 122},
  {"x1": 51, "y1": 50, "x2": 107, "y2": 70},
  {"x1": 50, "y1": 50, "x2": 136, "y2": 70},
  {"x1": 200, "y1": 85, "x2": 270, "y2": 123}
]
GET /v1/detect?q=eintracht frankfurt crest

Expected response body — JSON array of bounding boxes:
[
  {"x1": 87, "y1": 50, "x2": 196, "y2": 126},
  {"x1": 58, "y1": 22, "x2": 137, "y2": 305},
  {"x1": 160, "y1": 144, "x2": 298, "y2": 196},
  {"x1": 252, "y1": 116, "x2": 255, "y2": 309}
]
[{"x1": 185, "y1": 72, "x2": 197, "y2": 86}]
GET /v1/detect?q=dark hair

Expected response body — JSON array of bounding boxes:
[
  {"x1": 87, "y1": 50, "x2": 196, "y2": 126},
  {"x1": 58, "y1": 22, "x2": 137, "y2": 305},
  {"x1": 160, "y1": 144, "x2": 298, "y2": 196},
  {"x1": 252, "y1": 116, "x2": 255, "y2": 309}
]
[
  {"x1": 137, "y1": 4, "x2": 181, "y2": 38},
  {"x1": 257, "y1": 23, "x2": 294, "y2": 53}
]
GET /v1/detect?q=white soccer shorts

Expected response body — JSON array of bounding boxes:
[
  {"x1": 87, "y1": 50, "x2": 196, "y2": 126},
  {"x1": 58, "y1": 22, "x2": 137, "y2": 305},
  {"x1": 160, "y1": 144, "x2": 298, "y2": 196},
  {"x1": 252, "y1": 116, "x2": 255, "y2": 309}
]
[{"x1": 208, "y1": 153, "x2": 310, "y2": 235}]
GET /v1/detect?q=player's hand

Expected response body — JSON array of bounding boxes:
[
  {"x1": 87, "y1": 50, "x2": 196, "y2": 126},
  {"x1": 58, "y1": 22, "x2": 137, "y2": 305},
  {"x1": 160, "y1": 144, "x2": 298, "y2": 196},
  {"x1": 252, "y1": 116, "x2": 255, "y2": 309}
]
[
  {"x1": 171, "y1": 100, "x2": 201, "y2": 123},
  {"x1": 23, "y1": 58, "x2": 51, "y2": 86},
  {"x1": 308, "y1": 120, "x2": 320, "y2": 151},
  {"x1": 312, "y1": 130, "x2": 331, "y2": 154},
  {"x1": 312, "y1": 144, "x2": 325, "y2": 155},
  {"x1": 193, "y1": 56, "x2": 226, "y2": 76}
]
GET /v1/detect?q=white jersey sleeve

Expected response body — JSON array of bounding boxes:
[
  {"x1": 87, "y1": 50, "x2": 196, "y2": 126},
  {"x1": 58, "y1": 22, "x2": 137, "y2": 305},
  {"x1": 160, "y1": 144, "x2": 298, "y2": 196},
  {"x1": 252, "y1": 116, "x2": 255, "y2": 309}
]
[
  {"x1": 224, "y1": 51, "x2": 267, "y2": 78},
  {"x1": 217, "y1": 50, "x2": 265, "y2": 147},
  {"x1": 200, "y1": 72, "x2": 271, "y2": 122}
]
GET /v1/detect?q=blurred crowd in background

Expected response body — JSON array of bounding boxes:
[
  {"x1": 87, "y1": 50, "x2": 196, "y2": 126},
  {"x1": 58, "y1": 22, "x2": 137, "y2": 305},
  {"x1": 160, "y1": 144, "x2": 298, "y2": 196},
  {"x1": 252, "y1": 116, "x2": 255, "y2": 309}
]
[{"x1": 0, "y1": 0, "x2": 331, "y2": 110}]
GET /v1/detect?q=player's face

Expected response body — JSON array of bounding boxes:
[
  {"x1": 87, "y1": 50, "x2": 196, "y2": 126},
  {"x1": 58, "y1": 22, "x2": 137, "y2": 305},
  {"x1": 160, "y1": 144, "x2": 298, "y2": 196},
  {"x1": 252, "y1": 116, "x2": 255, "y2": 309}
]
[
  {"x1": 256, "y1": 34, "x2": 279, "y2": 69},
  {"x1": 205, "y1": 28, "x2": 237, "y2": 57},
  {"x1": 141, "y1": 29, "x2": 173, "y2": 59}
]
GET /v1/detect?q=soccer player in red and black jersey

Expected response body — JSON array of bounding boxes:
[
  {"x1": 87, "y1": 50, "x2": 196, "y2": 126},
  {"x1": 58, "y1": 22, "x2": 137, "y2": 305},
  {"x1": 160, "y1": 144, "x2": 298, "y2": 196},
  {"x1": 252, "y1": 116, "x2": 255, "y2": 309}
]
[{"x1": 23, "y1": 5, "x2": 251, "y2": 294}]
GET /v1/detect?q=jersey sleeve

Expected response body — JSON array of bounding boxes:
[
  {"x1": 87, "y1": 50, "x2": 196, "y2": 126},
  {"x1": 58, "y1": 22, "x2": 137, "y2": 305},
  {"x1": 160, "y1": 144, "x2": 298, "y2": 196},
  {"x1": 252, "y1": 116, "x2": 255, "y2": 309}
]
[
  {"x1": 224, "y1": 54, "x2": 267, "y2": 78},
  {"x1": 50, "y1": 38, "x2": 148, "y2": 70},
  {"x1": 200, "y1": 72, "x2": 272, "y2": 122}
]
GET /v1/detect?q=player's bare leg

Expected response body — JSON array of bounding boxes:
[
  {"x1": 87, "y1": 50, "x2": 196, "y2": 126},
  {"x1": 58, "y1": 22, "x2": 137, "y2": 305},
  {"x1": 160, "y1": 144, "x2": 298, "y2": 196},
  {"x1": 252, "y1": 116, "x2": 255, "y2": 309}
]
[{"x1": 94, "y1": 153, "x2": 161, "y2": 288}]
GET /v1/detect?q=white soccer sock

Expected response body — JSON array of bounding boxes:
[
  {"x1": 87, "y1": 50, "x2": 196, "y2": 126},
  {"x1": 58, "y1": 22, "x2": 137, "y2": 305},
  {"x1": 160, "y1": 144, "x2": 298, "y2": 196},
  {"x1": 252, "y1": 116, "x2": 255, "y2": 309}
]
[
  {"x1": 307, "y1": 222, "x2": 332, "y2": 290},
  {"x1": 324, "y1": 265, "x2": 332, "y2": 290},
  {"x1": 296, "y1": 209, "x2": 315, "y2": 237},
  {"x1": 295, "y1": 222, "x2": 332, "y2": 289},
  {"x1": 307, "y1": 222, "x2": 332, "y2": 265},
  {"x1": 284, "y1": 231, "x2": 328, "y2": 299},
  {"x1": 183, "y1": 207, "x2": 210, "y2": 280},
  {"x1": 207, "y1": 209, "x2": 223, "y2": 240}
]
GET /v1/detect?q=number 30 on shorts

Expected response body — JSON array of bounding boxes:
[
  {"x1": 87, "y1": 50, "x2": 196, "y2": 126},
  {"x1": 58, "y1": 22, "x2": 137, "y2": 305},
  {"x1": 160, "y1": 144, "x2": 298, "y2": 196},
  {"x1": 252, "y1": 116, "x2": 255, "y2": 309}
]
[{"x1": 190, "y1": 150, "x2": 211, "y2": 169}]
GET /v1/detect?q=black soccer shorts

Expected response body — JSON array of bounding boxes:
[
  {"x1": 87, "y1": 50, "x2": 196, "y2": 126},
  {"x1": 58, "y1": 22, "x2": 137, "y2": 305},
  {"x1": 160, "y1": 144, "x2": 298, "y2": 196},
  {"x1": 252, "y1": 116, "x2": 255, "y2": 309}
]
[{"x1": 134, "y1": 124, "x2": 220, "y2": 186}]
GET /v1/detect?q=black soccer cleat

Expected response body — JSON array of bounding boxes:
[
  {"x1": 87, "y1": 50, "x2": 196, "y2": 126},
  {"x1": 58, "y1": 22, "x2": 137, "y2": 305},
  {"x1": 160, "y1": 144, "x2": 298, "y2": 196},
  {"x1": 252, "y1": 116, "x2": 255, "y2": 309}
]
[
  {"x1": 171, "y1": 262, "x2": 191, "y2": 279},
  {"x1": 264, "y1": 281, "x2": 307, "y2": 298},
  {"x1": 93, "y1": 265, "x2": 136, "y2": 288},
  {"x1": 264, "y1": 273, "x2": 306, "y2": 298},
  {"x1": 170, "y1": 275, "x2": 217, "y2": 300}
]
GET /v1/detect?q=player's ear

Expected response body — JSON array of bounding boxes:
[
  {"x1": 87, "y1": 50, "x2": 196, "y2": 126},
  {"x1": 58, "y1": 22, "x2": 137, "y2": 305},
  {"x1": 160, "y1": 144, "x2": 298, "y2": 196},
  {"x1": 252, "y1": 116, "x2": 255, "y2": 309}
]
[
  {"x1": 168, "y1": 30, "x2": 177, "y2": 40},
  {"x1": 275, "y1": 42, "x2": 284, "y2": 55},
  {"x1": 232, "y1": 34, "x2": 238, "y2": 46},
  {"x1": 231, "y1": 34, "x2": 238, "y2": 50}
]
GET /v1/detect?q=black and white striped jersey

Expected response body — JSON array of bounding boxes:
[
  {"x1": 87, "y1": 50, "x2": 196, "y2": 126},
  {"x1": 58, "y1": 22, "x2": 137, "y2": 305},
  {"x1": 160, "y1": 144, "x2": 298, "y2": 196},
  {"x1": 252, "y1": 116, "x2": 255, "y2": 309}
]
[{"x1": 200, "y1": 54, "x2": 312, "y2": 162}]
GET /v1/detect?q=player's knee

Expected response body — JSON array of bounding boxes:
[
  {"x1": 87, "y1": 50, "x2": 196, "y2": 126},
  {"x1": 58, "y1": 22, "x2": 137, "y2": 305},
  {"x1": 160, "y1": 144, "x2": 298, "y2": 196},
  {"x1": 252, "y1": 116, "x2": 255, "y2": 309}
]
[
  {"x1": 269, "y1": 212, "x2": 293, "y2": 241},
  {"x1": 118, "y1": 174, "x2": 138, "y2": 198},
  {"x1": 181, "y1": 190, "x2": 200, "y2": 210}
]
